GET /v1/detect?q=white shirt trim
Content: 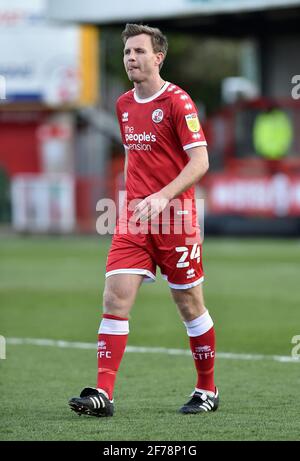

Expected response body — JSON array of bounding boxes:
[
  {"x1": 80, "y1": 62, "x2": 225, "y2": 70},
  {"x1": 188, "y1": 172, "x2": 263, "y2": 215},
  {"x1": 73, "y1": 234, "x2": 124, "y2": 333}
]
[
  {"x1": 133, "y1": 81, "x2": 170, "y2": 104},
  {"x1": 183, "y1": 141, "x2": 207, "y2": 151}
]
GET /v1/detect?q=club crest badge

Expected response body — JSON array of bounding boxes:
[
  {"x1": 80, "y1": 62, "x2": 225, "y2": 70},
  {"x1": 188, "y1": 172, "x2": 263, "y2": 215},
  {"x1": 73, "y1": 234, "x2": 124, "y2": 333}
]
[{"x1": 152, "y1": 109, "x2": 164, "y2": 123}]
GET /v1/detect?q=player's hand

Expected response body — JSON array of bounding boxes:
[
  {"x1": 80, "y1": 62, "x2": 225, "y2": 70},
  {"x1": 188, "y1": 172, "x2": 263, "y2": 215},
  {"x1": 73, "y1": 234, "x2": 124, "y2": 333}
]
[{"x1": 133, "y1": 191, "x2": 170, "y2": 223}]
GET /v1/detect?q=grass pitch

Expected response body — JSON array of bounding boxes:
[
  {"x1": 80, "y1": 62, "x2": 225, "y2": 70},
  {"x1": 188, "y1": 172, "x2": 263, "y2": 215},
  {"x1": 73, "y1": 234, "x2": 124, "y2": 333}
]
[{"x1": 0, "y1": 236, "x2": 300, "y2": 441}]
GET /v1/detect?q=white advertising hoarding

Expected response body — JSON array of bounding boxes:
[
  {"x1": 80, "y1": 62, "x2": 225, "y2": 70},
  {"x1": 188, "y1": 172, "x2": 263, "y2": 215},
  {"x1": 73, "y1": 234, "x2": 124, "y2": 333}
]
[
  {"x1": 46, "y1": 0, "x2": 300, "y2": 23},
  {"x1": 11, "y1": 174, "x2": 75, "y2": 233},
  {"x1": 0, "y1": 0, "x2": 81, "y2": 105}
]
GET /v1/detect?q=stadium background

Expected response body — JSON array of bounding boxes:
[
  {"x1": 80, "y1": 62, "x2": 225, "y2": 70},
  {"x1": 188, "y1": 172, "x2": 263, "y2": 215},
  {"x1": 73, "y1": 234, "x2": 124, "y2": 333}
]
[{"x1": 0, "y1": 0, "x2": 300, "y2": 441}]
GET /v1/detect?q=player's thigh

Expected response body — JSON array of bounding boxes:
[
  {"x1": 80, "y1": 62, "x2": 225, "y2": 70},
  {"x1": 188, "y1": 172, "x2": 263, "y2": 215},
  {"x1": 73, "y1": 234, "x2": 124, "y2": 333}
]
[
  {"x1": 103, "y1": 273, "x2": 144, "y2": 317},
  {"x1": 170, "y1": 283, "x2": 206, "y2": 321}
]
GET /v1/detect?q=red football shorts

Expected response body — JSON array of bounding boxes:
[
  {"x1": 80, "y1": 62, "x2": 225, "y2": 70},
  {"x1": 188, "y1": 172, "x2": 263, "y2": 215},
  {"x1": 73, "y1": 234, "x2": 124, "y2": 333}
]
[{"x1": 106, "y1": 211, "x2": 204, "y2": 290}]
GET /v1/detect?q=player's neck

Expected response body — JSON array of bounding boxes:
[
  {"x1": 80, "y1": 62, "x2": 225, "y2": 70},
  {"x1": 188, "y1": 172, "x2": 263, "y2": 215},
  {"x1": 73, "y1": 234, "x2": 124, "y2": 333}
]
[{"x1": 134, "y1": 76, "x2": 166, "y2": 100}]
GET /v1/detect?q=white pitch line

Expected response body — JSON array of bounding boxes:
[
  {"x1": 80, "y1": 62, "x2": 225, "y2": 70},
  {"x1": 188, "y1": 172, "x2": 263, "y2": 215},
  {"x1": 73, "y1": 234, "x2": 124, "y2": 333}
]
[{"x1": 5, "y1": 337, "x2": 300, "y2": 363}]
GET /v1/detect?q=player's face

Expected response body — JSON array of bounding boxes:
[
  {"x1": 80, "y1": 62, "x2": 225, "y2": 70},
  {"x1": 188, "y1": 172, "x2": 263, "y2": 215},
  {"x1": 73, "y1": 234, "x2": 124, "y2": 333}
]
[{"x1": 123, "y1": 34, "x2": 163, "y2": 83}]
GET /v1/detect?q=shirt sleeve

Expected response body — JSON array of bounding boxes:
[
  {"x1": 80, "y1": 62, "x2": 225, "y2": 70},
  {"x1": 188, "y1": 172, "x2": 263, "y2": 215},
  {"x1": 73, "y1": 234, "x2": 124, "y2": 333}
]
[
  {"x1": 171, "y1": 92, "x2": 207, "y2": 151},
  {"x1": 116, "y1": 100, "x2": 128, "y2": 149}
]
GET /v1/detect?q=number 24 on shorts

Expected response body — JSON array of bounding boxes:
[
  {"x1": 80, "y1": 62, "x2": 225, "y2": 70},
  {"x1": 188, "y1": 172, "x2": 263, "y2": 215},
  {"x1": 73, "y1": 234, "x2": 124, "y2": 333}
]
[{"x1": 176, "y1": 244, "x2": 200, "y2": 268}]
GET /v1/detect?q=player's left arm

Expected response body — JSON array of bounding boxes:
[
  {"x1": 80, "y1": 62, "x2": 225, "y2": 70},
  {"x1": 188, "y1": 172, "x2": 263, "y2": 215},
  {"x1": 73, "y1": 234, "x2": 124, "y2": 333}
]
[
  {"x1": 133, "y1": 146, "x2": 208, "y2": 222},
  {"x1": 161, "y1": 145, "x2": 209, "y2": 199}
]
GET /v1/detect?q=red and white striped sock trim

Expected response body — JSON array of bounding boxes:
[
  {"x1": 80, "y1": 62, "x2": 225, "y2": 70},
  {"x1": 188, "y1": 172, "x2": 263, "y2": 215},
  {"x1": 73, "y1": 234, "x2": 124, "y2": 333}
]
[{"x1": 98, "y1": 314, "x2": 129, "y2": 335}]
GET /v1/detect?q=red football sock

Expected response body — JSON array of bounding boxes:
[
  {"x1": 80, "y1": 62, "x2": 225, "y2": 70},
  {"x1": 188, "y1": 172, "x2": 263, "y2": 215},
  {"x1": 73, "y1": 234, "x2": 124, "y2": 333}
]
[
  {"x1": 97, "y1": 313, "x2": 129, "y2": 400},
  {"x1": 189, "y1": 326, "x2": 215, "y2": 392}
]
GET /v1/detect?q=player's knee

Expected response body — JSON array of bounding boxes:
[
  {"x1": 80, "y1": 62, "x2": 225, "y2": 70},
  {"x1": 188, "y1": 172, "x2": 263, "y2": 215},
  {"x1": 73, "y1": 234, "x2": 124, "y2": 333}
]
[
  {"x1": 102, "y1": 287, "x2": 132, "y2": 314},
  {"x1": 172, "y1": 290, "x2": 206, "y2": 320},
  {"x1": 176, "y1": 299, "x2": 198, "y2": 318}
]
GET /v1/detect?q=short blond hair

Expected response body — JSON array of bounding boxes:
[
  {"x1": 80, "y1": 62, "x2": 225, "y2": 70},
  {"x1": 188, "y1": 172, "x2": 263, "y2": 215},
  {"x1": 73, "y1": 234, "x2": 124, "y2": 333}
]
[{"x1": 122, "y1": 23, "x2": 168, "y2": 70}]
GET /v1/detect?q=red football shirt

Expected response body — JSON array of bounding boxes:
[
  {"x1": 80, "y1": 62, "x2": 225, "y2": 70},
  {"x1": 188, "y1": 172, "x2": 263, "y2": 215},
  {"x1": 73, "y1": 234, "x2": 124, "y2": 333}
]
[{"x1": 116, "y1": 81, "x2": 207, "y2": 211}]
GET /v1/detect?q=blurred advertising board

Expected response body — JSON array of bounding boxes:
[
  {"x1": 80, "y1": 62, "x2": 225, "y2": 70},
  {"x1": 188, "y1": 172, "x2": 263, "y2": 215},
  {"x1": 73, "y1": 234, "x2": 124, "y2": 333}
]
[
  {"x1": 11, "y1": 174, "x2": 75, "y2": 232},
  {"x1": 0, "y1": 0, "x2": 98, "y2": 106},
  {"x1": 204, "y1": 98, "x2": 300, "y2": 222},
  {"x1": 207, "y1": 174, "x2": 300, "y2": 217}
]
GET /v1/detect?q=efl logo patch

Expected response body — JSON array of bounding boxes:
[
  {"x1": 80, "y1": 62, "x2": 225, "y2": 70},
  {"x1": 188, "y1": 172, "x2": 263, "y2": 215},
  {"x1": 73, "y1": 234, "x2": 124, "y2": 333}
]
[
  {"x1": 185, "y1": 113, "x2": 200, "y2": 132},
  {"x1": 152, "y1": 109, "x2": 164, "y2": 123}
]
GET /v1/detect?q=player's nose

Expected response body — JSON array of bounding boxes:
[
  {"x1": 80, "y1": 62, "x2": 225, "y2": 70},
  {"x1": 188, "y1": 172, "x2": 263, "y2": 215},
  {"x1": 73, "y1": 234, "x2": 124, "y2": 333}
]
[
  {"x1": 126, "y1": 49, "x2": 137, "y2": 59},
  {"x1": 127, "y1": 57, "x2": 137, "y2": 68}
]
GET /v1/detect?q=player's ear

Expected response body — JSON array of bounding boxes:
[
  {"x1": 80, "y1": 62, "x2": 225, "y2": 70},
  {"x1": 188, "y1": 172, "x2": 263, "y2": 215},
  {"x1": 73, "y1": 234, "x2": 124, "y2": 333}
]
[{"x1": 155, "y1": 52, "x2": 164, "y2": 68}]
